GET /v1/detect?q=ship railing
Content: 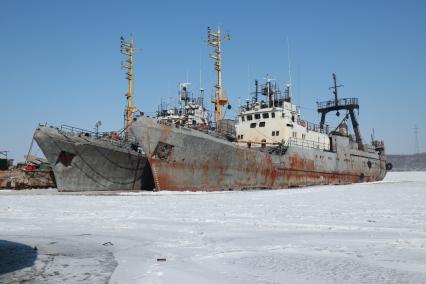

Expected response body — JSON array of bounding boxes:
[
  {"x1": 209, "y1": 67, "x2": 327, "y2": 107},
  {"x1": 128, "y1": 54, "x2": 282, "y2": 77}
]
[
  {"x1": 297, "y1": 120, "x2": 329, "y2": 134},
  {"x1": 60, "y1": 125, "x2": 107, "y2": 137},
  {"x1": 59, "y1": 125, "x2": 141, "y2": 151},
  {"x1": 237, "y1": 136, "x2": 330, "y2": 154},
  {"x1": 317, "y1": 97, "x2": 359, "y2": 110},
  {"x1": 287, "y1": 137, "x2": 330, "y2": 150}
]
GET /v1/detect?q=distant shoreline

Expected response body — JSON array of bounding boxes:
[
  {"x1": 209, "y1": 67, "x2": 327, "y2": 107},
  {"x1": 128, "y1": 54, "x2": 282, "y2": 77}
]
[{"x1": 387, "y1": 153, "x2": 426, "y2": 171}]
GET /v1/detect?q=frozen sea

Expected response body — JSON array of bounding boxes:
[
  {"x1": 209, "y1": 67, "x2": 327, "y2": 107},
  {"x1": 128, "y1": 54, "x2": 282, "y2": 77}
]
[{"x1": 0, "y1": 172, "x2": 425, "y2": 283}]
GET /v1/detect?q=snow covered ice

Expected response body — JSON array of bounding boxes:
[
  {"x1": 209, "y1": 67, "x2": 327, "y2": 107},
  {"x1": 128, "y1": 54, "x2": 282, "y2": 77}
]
[{"x1": 1, "y1": 172, "x2": 426, "y2": 283}]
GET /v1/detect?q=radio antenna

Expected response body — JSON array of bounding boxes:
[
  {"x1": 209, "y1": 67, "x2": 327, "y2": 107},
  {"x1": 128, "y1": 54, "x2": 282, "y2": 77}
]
[
  {"x1": 287, "y1": 37, "x2": 292, "y2": 100},
  {"x1": 414, "y1": 125, "x2": 420, "y2": 154}
]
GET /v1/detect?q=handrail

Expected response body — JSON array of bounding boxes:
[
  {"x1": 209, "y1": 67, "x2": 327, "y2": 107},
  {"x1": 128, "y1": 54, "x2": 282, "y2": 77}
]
[
  {"x1": 60, "y1": 125, "x2": 109, "y2": 137},
  {"x1": 317, "y1": 97, "x2": 359, "y2": 110},
  {"x1": 57, "y1": 124, "x2": 141, "y2": 152},
  {"x1": 297, "y1": 120, "x2": 329, "y2": 134},
  {"x1": 287, "y1": 137, "x2": 329, "y2": 150},
  {"x1": 237, "y1": 136, "x2": 329, "y2": 151}
]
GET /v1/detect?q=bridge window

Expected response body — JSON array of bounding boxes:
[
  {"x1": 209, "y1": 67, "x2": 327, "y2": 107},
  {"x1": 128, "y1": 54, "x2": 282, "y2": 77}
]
[
  {"x1": 255, "y1": 114, "x2": 260, "y2": 119},
  {"x1": 247, "y1": 115, "x2": 253, "y2": 121},
  {"x1": 263, "y1": 113, "x2": 269, "y2": 119},
  {"x1": 250, "y1": 123, "x2": 256, "y2": 128},
  {"x1": 259, "y1": 122, "x2": 265, "y2": 127}
]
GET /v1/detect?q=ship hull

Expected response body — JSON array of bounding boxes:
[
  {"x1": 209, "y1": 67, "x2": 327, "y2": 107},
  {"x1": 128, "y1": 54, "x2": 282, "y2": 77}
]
[
  {"x1": 130, "y1": 117, "x2": 387, "y2": 191},
  {"x1": 34, "y1": 126, "x2": 153, "y2": 192}
]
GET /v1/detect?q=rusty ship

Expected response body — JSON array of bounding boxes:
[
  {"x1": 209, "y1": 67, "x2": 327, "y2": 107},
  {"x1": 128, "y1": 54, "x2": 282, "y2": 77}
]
[
  {"x1": 34, "y1": 36, "x2": 152, "y2": 191},
  {"x1": 128, "y1": 26, "x2": 391, "y2": 191}
]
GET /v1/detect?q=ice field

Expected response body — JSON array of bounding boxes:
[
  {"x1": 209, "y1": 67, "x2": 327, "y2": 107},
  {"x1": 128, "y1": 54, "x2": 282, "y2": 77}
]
[{"x1": 1, "y1": 172, "x2": 425, "y2": 283}]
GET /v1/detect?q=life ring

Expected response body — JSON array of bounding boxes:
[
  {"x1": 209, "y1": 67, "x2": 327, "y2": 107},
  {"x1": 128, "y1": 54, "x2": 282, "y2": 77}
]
[{"x1": 386, "y1": 162, "x2": 393, "y2": 171}]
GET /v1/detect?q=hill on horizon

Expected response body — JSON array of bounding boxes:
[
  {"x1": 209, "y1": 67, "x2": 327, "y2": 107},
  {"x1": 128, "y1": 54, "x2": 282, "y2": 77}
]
[{"x1": 387, "y1": 153, "x2": 426, "y2": 171}]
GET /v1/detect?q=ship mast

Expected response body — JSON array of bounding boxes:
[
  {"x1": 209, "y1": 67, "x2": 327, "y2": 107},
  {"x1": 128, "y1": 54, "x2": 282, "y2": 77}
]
[
  {"x1": 207, "y1": 26, "x2": 230, "y2": 126},
  {"x1": 317, "y1": 73, "x2": 364, "y2": 151},
  {"x1": 120, "y1": 35, "x2": 139, "y2": 138}
]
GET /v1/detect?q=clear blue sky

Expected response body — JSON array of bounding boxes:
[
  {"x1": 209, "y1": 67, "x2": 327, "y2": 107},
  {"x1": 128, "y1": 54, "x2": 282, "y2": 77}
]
[{"x1": 1, "y1": 0, "x2": 425, "y2": 161}]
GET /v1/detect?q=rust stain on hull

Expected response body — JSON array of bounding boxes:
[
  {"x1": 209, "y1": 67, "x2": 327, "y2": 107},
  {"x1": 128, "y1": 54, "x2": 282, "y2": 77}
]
[
  {"x1": 132, "y1": 117, "x2": 387, "y2": 192},
  {"x1": 149, "y1": 157, "x2": 383, "y2": 192}
]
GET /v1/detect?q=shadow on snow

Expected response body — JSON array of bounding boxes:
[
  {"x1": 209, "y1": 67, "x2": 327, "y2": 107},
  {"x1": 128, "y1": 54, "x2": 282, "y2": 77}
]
[{"x1": 0, "y1": 240, "x2": 37, "y2": 276}]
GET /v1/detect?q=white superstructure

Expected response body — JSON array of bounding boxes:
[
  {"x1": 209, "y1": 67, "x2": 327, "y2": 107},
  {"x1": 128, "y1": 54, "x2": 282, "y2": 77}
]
[{"x1": 235, "y1": 79, "x2": 330, "y2": 150}]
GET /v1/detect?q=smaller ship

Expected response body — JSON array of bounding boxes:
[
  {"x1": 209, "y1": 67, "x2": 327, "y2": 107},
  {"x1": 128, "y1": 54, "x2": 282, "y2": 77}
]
[{"x1": 34, "y1": 36, "x2": 153, "y2": 191}]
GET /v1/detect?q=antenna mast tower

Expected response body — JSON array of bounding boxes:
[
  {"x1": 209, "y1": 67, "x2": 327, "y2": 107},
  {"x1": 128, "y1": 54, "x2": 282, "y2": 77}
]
[
  {"x1": 329, "y1": 73, "x2": 344, "y2": 116},
  {"x1": 414, "y1": 125, "x2": 420, "y2": 154},
  {"x1": 207, "y1": 26, "x2": 230, "y2": 126},
  {"x1": 120, "y1": 35, "x2": 139, "y2": 138}
]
